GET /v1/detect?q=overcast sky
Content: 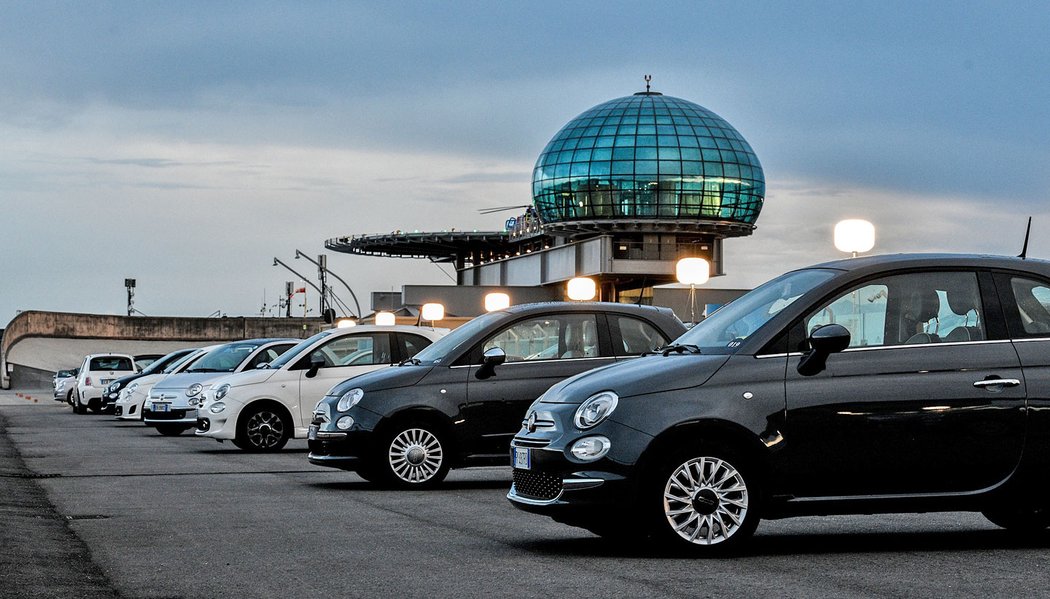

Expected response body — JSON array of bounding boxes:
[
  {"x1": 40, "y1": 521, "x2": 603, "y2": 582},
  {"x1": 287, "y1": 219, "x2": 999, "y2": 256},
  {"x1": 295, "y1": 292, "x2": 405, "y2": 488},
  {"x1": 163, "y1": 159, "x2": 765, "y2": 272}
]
[{"x1": 2, "y1": 1, "x2": 1048, "y2": 323}]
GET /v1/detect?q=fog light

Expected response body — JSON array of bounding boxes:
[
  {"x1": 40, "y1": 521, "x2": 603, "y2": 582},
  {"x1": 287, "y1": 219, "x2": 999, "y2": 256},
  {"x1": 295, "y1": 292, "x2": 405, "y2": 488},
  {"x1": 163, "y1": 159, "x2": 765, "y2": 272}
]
[
  {"x1": 209, "y1": 402, "x2": 226, "y2": 414},
  {"x1": 570, "y1": 436, "x2": 611, "y2": 461},
  {"x1": 336, "y1": 415, "x2": 354, "y2": 430}
]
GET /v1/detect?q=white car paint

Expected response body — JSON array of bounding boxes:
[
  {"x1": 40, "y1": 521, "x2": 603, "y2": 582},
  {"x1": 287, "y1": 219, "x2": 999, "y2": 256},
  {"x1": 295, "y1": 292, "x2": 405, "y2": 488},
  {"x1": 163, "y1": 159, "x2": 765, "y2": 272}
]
[{"x1": 73, "y1": 353, "x2": 137, "y2": 413}]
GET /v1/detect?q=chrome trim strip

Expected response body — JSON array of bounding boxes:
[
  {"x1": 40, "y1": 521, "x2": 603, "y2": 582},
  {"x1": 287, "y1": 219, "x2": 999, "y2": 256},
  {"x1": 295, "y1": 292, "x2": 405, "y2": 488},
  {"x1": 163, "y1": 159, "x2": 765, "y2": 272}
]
[
  {"x1": 507, "y1": 485, "x2": 563, "y2": 506},
  {"x1": 759, "y1": 339, "x2": 1012, "y2": 359},
  {"x1": 315, "y1": 431, "x2": 347, "y2": 439},
  {"x1": 1013, "y1": 337, "x2": 1050, "y2": 344},
  {"x1": 451, "y1": 356, "x2": 613, "y2": 369},
  {"x1": 562, "y1": 478, "x2": 604, "y2": 491}
]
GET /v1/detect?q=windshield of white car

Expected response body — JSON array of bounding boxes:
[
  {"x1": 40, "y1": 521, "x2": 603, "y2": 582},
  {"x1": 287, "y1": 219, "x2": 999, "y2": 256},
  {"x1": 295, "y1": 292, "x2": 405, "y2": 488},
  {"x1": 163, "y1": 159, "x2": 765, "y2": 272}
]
[
  {"x1": 164, "y1": 349, "x2": 204, "y2": 374},
  {"x1": 410, "y1": 311, "x2": 505, "y2": 365},
  {"x1": 266, "y1": 330, "x2": 334, "y2": 369},
  {"x1": 673, "y1": 268, "x2": 838, "y2": 354},
  {"x1": 184, "y1": 342, "x2": 263, "y2": 373}
]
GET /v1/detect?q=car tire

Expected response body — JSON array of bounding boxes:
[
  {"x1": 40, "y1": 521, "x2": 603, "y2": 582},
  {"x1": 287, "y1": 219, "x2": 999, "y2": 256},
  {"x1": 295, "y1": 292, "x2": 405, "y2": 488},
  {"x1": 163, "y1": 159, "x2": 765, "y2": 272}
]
[
  {"x1": 983, "y1": 506, "x2": 1050, "y2": 534},
  {"x1": 65, "y1": 389, "x2": 74, "y2": 405},
  {"x1": 155, "y1": 424, "x2": 189, "y2": 436},
  {"x1": 375, "y1": 421, "x2": 450, "y2": 489},
  {"x1": 234, "y1": 404, "x2": 290, "y2": 452},
  {"x1": 72, "y1": 392, "x2": 87, "y2": 414},
  {"x1": 649, "y1": 448, "x2": 760, "y2": 555}
]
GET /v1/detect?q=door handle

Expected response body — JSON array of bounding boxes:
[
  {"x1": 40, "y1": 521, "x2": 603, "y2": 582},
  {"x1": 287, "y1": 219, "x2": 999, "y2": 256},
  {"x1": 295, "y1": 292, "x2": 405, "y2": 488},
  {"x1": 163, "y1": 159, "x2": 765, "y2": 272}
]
[{"x1": 972, "y1": 378, "x2": 1021, "y2": 388}]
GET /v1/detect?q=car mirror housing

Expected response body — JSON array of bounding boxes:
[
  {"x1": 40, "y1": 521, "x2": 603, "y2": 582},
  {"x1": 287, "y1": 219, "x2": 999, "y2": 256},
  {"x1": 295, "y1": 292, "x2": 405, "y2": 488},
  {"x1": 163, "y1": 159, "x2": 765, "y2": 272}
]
[
  {"x1": 797, "y1": 323, "x2": 851, "y2": 377},
  {"x1": 475, "y1": 347, "x2": 507, "y2": 380},
  {"x1": 306, "y1": 354, "x2": 325, "y2": 378}
]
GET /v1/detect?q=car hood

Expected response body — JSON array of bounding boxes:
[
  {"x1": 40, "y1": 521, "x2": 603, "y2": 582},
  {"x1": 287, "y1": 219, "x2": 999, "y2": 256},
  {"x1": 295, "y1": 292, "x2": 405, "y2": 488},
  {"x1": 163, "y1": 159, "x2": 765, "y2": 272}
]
[
  {"x1": 326, "y1": 364, "x2": 432, "y2": 397},
  {"x1": 540, "y1": 354, "x2": 731, "y2": 404},
  {"x1": 152, "y1": 371, "x2": 229, "y2": 392},
  {"x1": 219, "y1": 368, "x2": 278, "y2": 388}
]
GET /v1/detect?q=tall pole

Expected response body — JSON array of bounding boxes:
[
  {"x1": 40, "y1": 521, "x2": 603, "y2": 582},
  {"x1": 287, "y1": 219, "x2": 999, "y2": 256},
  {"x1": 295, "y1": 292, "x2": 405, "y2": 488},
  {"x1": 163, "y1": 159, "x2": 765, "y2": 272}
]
[{"x1": 295, "y1": 249, "x2": 361, "y2": 318}]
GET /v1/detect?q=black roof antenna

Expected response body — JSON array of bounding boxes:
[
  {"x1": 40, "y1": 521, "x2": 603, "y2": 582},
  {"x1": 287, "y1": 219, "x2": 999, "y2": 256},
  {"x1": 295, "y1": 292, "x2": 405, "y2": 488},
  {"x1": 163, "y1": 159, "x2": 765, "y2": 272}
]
[{"x1": 1019, "y1": 216, "x2": 1033, "y2": 259}]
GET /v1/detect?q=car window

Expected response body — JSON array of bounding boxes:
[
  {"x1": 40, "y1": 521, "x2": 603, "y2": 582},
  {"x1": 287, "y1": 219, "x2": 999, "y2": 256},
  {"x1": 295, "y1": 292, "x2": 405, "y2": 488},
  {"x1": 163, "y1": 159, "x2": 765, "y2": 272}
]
[
  {"x1": 1008, "y1": 277, "x2": 1050, "y2": 336},
  {"x1": 90, "y1": 356, "x2": 134, "y2": 371},
  {"x1": 804, "y1": 271, "x2": 984, "y2": 348},
  {"x1": 400, "y1": 334, "x2": 434, "y2": 360},
  {"x1": 247, "y1": 344, "x2": 292, "y2": 370},
  {"x1": 615, "y1": 316, "x2": 669, "y2": 355},
  {"x1": 311, "y1": 334, "x2": 391, "y2": 367},
  {"x1": 482, "y1": 314, "x2": 600, "y2": 362}
]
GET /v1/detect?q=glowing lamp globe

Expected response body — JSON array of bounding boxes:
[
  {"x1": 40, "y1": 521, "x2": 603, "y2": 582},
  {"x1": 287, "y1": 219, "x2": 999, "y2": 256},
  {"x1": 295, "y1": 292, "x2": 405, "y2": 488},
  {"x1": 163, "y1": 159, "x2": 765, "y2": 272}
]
[
  {"x1": 336, "y1": 318, "x2": 357, "y2": 329},
  {"x1": 676, "y1": 258, "x2": 710, "y2": 286},
  {"x1": 375, "y1": 311, "x2": 396, "y2": 326},
  {"x1": 567, "y1": 277, "x2": 597, "y2": 301},
  {"x1": 420, "y1": 303, "x2": 445, "y2": 322},
  {"x1": 484, "y1": 292, "x2": 510, "y2": 312},
  {"x1": 834, "y1": 219, "x2": 875, "y2": 255}
]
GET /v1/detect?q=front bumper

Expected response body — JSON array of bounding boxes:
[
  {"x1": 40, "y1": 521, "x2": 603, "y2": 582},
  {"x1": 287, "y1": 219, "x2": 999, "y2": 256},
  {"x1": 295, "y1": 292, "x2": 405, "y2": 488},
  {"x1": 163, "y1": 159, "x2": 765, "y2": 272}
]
[
  {"x1": 306, "y1": 425, "x2": 373, "y2": 471},
  {"x1": 142, "y1": 403, "x2": 198, "y2": 426}
]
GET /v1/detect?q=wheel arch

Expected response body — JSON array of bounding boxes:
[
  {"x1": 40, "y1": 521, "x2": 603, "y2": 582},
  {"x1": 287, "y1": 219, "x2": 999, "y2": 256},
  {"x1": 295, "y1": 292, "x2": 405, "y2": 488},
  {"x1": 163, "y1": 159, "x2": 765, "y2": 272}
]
[
  {"x1": 636, "y1": 418, "x2": 772, "y2": 488},
  {"x1": 375, "y1": 406, "x2": 460, "y2": 463},
  {"x1": 236, "y1": 398, "x2": 294, "y2": 430}
]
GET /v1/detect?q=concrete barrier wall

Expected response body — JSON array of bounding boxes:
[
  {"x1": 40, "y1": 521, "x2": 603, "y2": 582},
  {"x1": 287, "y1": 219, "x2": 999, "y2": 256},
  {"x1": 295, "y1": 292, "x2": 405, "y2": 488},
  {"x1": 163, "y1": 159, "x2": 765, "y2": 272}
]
[{"x1": 1, "y1": 311, "x2": 329, "y2": 389}]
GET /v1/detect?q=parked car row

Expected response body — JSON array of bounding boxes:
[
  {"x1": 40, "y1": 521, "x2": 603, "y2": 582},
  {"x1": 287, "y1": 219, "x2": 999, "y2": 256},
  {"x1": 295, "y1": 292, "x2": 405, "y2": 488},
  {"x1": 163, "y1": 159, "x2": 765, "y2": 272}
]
[{"x1": 59, "y1": 254, "x2": 1050, "y2": 555}]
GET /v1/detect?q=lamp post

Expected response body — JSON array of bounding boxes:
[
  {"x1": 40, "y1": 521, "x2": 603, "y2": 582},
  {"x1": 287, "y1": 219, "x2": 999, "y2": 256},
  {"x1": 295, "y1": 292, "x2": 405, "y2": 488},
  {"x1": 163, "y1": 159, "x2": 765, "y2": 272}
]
[
  {"x1": 375, "y1": 311, "x2": 396, "y2": 326},
  {"x1": 834, "y1": 219, "x2": 876, "y2": 257},
  {"x1": 566, "y1": 277, "x2": 597, "y2": 301},
  {"x1": 484, "y1": 292, "x2": 510, "y2": 312},
  {"x1": 676, "y1": 257, "x2": 710, "y2": 324}
]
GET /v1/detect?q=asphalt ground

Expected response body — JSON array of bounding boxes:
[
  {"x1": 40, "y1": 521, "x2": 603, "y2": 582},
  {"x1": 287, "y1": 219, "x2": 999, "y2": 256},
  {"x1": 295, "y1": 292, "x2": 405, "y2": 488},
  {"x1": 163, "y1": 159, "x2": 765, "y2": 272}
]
[{"x1": 3, "y1": 389, "x2": 1050, "y2": 598}]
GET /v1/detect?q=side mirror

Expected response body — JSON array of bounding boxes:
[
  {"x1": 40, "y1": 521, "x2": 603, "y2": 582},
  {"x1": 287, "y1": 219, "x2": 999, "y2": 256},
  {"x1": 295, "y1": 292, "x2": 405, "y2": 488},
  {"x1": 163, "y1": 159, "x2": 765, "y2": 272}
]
[
  {"x1": 306, "y1": 354, "x2": 325, "y2": 378},
  {"x1": 255, "y1": 362, "x2": 269, "y2": 370},
  {"x1": 474, "y1": 347, "x2": 507, "y2": 380},
  {"x1": 797, "y1": 323, "x2": 851, "y2": 377}
]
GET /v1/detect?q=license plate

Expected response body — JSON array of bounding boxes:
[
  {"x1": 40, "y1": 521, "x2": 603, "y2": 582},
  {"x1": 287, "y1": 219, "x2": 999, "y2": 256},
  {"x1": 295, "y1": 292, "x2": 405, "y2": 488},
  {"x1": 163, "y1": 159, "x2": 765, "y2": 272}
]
[
  {"x1": 101, "y1": 379, "x2": 112, "y2": 385},
  {"x1": 151, "y1": 402, "x2": 171, "y2": 412},
  {"x1": 308, "y1": 425, "x2": 318, "y2": 440},
  {"x1": 513, "y1": 447, "x2": 531, "y2": 470}
]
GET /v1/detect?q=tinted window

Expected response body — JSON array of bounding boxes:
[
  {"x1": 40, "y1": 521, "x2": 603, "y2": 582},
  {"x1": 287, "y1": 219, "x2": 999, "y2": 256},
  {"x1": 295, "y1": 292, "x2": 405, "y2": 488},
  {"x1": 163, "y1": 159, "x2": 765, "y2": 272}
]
[
  {"x1": 400, "y1": 334, "x2": 434, "y2": 360},
  {"x1": 89, "y1": 356, "x2": 134, "y2": 371},
  {"x1": 311, "y1": 334, "x2": 391, "y2": 367},
  {"x1": 185, "y1": 343, "x2": 262, "y2": 373},
  {"x1": 615, "y1": 316, "x2": 669, "y2": 355},
  {"x1": 804, "y1": 271, "x2": 984, "y2": 348},
  {"x1": 247, "y1": 344, "x2": 294, "y2": 370},
  {"x1": 482, "y1": 314, "x2": 600, "y2": 362},
  {"x1": 1008, "y1": 276, "x2": 1050, "y2": 336}
]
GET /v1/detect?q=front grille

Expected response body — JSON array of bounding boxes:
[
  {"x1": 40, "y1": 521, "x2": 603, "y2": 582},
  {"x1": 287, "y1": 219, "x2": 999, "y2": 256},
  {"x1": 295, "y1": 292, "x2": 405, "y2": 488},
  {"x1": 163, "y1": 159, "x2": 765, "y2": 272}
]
[
  {"x1": 513, "y1": 469, "x2": 562, "y2": 501},
  {"x1": 512, "y1": 436, "x2": 551, "y2": 448},
  {"x1": 146, "y1": 410, "x2": 188, "y2": 420}
]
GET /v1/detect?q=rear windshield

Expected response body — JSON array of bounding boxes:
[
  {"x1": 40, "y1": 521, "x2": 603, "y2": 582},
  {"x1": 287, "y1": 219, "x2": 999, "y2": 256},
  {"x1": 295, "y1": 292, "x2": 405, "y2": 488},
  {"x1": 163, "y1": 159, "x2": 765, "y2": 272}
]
[{"x1": 89, "y1": 357, "x2": 134, "y2": 371}]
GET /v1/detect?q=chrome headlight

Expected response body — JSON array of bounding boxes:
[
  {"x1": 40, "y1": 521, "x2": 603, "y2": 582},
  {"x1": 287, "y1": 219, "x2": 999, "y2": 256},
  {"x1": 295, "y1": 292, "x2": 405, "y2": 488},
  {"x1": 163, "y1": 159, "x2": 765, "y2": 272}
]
[
  {"x1": 336, "y1": 388, "x2": 364, "y2": 412},
  {"x1": 336, "y1": 415, "x2": 355, "y2": 430},
  {"x1": 108, "y1": 382, "x2": 121, "y2": 393},
  {"x1": 570, "y1": 436, "x2": 611, "y2": 461},
  {"x1": 573, "y1": 391, "x2": 619, "y2": 430},
  {"x1": 214, "y1": 383, "x2": 231, "y2": 400},
  {"x1": 126, "y1": 382, "x2": 138, "y2": 395},
  {"x1": 209, "y1": 402, "x2": 226, "y2": 414},
  {"x1": 186, "y1": 383, "x2": 203, "y2": 397}
]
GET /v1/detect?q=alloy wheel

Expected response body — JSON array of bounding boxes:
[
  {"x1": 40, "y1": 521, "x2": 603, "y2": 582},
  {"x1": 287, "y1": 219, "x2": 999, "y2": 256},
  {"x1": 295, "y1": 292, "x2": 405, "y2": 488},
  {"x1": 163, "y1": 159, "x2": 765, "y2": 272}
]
[
  {"x1": 245, "y1": 410, "x2": 286, "y2": 450},
  {"x1": 662, "y1": 456, "x2": 749, "y2": 545},
  {"x1": 388, "y1": 428, "x2": 444, "y2": 484}
]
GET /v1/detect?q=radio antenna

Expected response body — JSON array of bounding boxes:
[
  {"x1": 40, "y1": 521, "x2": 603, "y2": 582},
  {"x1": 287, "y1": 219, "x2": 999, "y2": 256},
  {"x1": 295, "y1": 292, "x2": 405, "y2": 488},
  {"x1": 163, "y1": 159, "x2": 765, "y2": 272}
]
[{"x1": 1019, "y1": 216, "x2": 1033, "y2": 259}]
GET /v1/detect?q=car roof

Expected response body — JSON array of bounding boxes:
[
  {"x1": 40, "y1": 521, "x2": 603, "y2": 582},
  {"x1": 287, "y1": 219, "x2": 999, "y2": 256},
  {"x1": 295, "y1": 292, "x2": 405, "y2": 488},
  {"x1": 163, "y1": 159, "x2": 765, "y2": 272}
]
[
  {"x1": 501, "y1": 301, "x2": 678, "y2": 318},
  {"x1": 803, "y1": 252, "x2": 1050, "y2": 275}
]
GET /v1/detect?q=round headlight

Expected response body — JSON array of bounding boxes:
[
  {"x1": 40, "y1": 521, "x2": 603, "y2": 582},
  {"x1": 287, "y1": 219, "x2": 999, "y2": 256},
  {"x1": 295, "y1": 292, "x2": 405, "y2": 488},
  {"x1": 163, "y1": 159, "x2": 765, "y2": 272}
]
[
  {"x1": 186, "y1": 383, "x2": 204, "y2": 397},
  {"x1": 336, "y1": 388, "x2": 364, "y2": 412},
  {"x1": 570, "y1": 436, "x2": 611, "y2": 461},
  {"x1": 573, "y1": 391, "x2": 619, "y2": 430},
  {"x1": 108, "y1": 382, "x2": 121, "y2": 393},
  {"x1": 336, "y1": 415, "x2": 355, "y2": 430},
  {"x1": 208, "y1": 402, "x2": 226, "y2": 414},
  {"x1": 127, "y1": 382, "x2": 139, "y2": 394},
  {"x1": 214, "y1": 383, "x2": 231, "y2": 400}
]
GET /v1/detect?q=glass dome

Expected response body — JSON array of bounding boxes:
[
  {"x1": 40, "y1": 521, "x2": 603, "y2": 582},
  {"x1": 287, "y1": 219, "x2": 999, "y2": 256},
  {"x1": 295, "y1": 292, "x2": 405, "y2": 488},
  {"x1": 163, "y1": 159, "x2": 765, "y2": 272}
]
[{"x1": 532, "y1": 93, "x2": 764, "y2": 230}]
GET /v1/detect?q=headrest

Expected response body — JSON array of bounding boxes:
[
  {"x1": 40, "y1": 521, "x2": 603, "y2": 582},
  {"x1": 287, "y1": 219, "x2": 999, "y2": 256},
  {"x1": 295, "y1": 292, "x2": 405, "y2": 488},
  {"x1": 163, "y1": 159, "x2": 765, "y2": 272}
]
[
  {"x1": 903, "y1": 288, "x2": 940, "y2": 324},
  {"x1": 945, "y1": 283, "x2": 980, "y2": 316}
]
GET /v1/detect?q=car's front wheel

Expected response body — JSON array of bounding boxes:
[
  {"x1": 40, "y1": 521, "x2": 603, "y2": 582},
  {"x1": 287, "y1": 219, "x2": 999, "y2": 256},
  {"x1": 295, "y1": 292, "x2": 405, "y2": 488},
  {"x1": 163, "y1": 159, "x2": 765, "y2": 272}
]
[
  {"x1": 155, "y1": 424, "x2": 189, "y2": 436},
  {"x1": 983, "y1": 505, "x2": 1050, "y2": 534},
  {"x1": 71, "y1": 391, "x2": 86, "y2": 414},
  {"x1": 234, "y1": 404, "x2": 290, "y2": 452},
  {"x1": 375, "y1": 422, "x2": 450, "y2": 489},
  {"x1": 651, "y1": 449, "x2": 760, "y2": 554}
]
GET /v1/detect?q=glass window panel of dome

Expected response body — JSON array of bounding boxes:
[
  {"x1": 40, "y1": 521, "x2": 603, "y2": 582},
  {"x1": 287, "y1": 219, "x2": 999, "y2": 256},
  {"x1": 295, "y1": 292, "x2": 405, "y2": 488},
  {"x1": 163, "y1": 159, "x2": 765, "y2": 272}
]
[
  {"x1": 724, "y1": 163, "x2": 740, "y2": 179},
  {"x1": 613, "y1": 135, "x2": 634, "y2": 148},
  {"x1": 658, "y1": 160, "x2": 681, "y2": 176},
  {"x1": 617, "y1": 124, "x2": 637, "y2": 135},
  {"x1": 682, "y1": 161, "x2": 703, "y2": 176},
  {"x1": 680, "y1": 147, "x2": 701, "y2": 161},
  {"x1": 612, "y1": 147, "x2": 634, "y2": 160},
  {"x1": 555, "y1": 164, "x2": 570, "y2": 178},
  {"x1": 657, "y1": 125, "x2": 676, "y2": 136},
  {"x1": 583, "y1": 126, "x2": 601, "y2": 137},
  {"x1": 715, "y1": 138, "x2": 733, "y2": 151},
  {"x1": 704, "y1": 162, "x2": 724, "y2": 177},
  {"x1": 589, "y1": 161, "x2": 611, "y2": 177},
  {"x1": 576, "y1": 136, "x2": 597, "y2": 149},
  {"x1": 599, "y1": 125, "x2": 618, "y2": 136},
  {"x1": 636, "y1": 147, "x2": 658, "y2": 160},
  {"x1": 636, "y1": 135, "x2": 658, "y2": 147},
  {"x1": 698, "y1": 136, "x2": 717, "y2": 149},
  {"x1": 657, "y1": 147, "x2": 680, "y2": 160},
  {"x1": 595, "y1": 136, "x2": 615, "y2": 148},
  {"x1": 592, "y1": 148, "x2": 613, "y2": 161},
  {"x1": 573, "y1": 149, "x2": 593, "y2": 162},
  {"x1": 678, "y1": 135, "x2": 699, "y2": 148},
  {"x1": 657, "y1": 135, "x2": 679, "y2": 147},
  {"x1": 702, "y1": 148, "x2": 722, "y2": 161},
  {"x1": 570, "y1": 162, "x2": 589, "y2": 177},
  {"x1": 556, "y1": 150, "x2": 573, "y2": 163},
  {"x1": 637, "y1": 124, "x2": 656, "y2": 135},
  {"x1": 635, "y1": 160, "x2": 658, "y2": 175},
  {"x1": 612, "y1": 160, "x2": 634, "y2": 175}
]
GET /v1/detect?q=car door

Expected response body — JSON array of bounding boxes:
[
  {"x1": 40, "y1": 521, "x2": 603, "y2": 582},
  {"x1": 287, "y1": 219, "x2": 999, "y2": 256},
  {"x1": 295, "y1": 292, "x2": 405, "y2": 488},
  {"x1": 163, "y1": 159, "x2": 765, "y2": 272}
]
[
  {"x1": 296, "y1": 333, "x2": 394, "y2": 424},
  {"x1": 784, "y1": 269, "x2": 1025, "y2": 497},
  {"x1": 464, "y1": 313, "x2": 615, "y2": 455}
]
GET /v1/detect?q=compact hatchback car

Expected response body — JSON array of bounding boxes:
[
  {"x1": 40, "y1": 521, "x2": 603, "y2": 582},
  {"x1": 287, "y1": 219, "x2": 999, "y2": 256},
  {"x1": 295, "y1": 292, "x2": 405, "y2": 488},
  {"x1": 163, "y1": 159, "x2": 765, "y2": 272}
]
[
  {"x1": 100, "y1": 349, "x2": 197, "y2": 413},
  {"x1": 196, "y1": 325, "x2": 446, "y2": 451},
  {"x1": 72, "y1": 354, "x2": 138, "y2": 413},
  {"x1": 115, "y1": 347, "x2": 210, "y2": 420},
  {"x1": 508, "y1": 254, "x2": 1050, "y2": 553},
  {"x1": 308, "y1": 302, "x2": 687, "y2": 487},
  {"x1": 53, "y1": 368, "x2": 78, "y2": 402},
  {"x1": 143, "y1": 339, "x2": 296, "y2": 435}
]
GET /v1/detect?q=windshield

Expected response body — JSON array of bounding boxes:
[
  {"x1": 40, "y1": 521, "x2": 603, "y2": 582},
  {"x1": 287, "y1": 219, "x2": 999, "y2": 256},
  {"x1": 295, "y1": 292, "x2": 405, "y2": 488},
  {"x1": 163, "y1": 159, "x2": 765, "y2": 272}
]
[
  {"x1": 164, "y1": 349, "x2": 204, "y2": 374},
  {"x1": 267, "y1": 330, "x2": 333, "y2": 369},
  {"x1": 675, "y1": 268, "x2": 837, "y2": 354},
  {"x1": 411, "y1": 311, "x2": 505, "y2": 364},
  {"x1": 140, "y1": 350, "x2": 187, "y2": 376},
  {"x1": 185, "y1": 342, "x2": 264, "y2": 373}
]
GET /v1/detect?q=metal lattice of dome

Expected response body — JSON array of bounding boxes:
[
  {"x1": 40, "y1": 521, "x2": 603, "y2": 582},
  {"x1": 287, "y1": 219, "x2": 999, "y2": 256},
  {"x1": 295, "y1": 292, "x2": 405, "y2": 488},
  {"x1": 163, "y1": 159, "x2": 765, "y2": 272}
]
[{"x1": 532, "y1": 91, "x2": 764, "y2": 236}]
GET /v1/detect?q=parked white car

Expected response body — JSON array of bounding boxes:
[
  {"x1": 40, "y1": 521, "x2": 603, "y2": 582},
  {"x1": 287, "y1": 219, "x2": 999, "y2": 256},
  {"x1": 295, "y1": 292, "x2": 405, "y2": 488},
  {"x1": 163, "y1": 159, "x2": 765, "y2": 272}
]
[
  {"x1": 53, "y1": 368, "x2": 78, "y2": 402},
  {"x1": 72, "y1": 354, "x2": 138, "y2": 414},
  {"x1": 196, "y1": 325, "x2": 446, "y2": 451},
  {"x1": 115, "y1": 346, "x2": 213, "y2": 421},
  {"x1": 143, "y1": 338, "x2": 297, "y2": 436}
]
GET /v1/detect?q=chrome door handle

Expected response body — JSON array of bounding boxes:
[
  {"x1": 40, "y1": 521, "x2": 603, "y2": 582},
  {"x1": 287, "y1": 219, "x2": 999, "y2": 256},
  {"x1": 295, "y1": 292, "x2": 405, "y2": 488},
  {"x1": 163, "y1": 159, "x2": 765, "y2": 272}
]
[{"x1": 973, "y1": 378, "x2": 1021, "y2": 388}]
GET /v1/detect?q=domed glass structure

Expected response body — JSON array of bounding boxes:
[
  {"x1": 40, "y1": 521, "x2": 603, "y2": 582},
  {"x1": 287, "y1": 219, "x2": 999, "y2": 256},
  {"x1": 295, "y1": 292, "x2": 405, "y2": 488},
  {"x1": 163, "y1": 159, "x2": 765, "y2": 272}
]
[{"x1": 532, "y1": 92, "x2": 764, "y2": 232}]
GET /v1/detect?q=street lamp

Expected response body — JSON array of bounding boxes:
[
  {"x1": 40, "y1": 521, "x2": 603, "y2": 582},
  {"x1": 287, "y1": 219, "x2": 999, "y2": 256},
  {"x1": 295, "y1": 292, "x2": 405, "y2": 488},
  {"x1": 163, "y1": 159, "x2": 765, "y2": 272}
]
[
  {"x1": 420, "y1": 302, "x2": 445, "y2": 326},
  {"x1": 676, "y1": 257, "x2": 710, "y2": 324},
  {"x1": 566, "y1": 277, "x2": 596, "y2": 301},
  {"x1": 336, "y1": 318, "x2": 357, "y2": 328},
  {"x1": 834, "y1": 219, "x2": 876, "y2": 257},
  {"x1": 375, "y1": 311, "x2": 396, "y2": 326},
  {"x1": 484, "y1": 292, "x2": 510, "y2": 312}
]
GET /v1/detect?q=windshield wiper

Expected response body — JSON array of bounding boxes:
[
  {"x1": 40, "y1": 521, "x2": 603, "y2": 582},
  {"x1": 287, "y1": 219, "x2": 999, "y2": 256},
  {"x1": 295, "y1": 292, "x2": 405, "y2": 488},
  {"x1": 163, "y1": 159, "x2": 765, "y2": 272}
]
[
  {"x1": 185, "y1": 368, "x2": 223, "y2": 373},
  {"x1": 648, "y1": 343, "x2": 702, "y2": 356},
  {"x1": 399, "y1": 357, "x2": 421, "y2": 366}
]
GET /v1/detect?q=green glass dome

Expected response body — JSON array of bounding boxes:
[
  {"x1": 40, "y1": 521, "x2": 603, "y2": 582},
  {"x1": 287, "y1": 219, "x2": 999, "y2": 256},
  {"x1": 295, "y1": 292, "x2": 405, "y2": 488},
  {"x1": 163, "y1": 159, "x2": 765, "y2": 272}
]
[{"x1": 532, "y1": 92, "x2": 764, "y2": 231}]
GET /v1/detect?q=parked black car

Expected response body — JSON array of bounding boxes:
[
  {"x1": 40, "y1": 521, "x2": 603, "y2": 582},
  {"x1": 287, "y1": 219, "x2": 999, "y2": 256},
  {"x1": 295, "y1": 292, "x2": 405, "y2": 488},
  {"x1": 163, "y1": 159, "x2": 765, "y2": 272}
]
[
  {"x1": 308, "y1": 302, "x2": 687, "y2": 487},
  {"x1": 508, "y1": 254, "x2": 1050, "y2": 553},
  {"x1": 100, "y1": 348, "x2": 197, "y2": 413}
]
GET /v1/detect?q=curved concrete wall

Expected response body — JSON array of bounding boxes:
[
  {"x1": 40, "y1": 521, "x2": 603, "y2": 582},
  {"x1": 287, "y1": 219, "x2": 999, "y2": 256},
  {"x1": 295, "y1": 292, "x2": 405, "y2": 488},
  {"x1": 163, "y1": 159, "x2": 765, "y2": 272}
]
[{"x1": 1, "y1": 311, "x2": 328, "y2": 389}]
